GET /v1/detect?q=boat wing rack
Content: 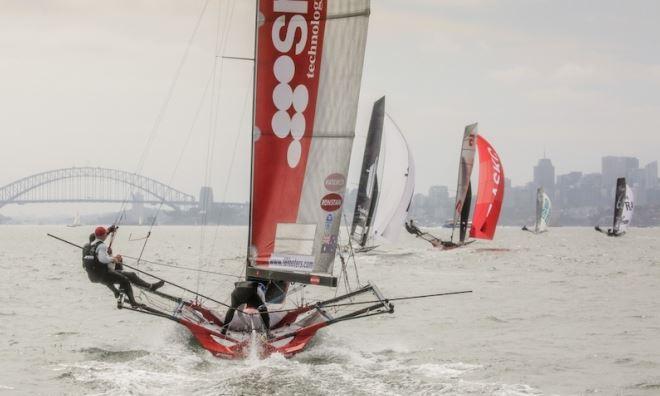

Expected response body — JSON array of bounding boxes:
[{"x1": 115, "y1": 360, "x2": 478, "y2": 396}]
[{"x1": 314, "y1": 283, "x2": 394, "y2": 325}]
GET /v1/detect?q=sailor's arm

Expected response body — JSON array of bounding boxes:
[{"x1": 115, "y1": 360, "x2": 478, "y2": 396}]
[{"x1": 96, "y1": 243, "x2": 120, "y2": 272}]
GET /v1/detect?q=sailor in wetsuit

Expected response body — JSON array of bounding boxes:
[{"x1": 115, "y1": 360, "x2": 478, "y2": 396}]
[
  {"x1": 221, "y1": 280, "x2": 270, "y2": 336},
  {"x1": 83, "y1": 226, "x2": 164, "y2": 307},
  {"x1": 405, "y1": 220, "x2": 423, "y2": 236}
]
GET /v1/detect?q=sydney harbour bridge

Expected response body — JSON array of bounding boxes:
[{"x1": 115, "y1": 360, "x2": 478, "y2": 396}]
[{"x1": 0, "y1": 167, "x2": 199, "y2": 211}]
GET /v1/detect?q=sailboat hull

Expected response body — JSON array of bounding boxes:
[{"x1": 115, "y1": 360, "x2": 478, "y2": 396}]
[
  {"x1": 178, "y1": 305, "x2": 328, "y2": 359},
  {"x1": 169, "y1": 284, "x2": 393, "y2": 359}
]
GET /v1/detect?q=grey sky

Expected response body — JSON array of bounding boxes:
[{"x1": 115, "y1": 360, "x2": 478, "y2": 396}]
[{"x1": 1, "y1": 0, "x2": 659, "y2": 213}]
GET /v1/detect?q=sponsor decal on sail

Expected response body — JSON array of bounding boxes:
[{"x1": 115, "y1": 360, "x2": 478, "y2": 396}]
[
  {"x1": 321, "y1": 193, "x2": 343, "y2": 212},
  {"x1": 324, "y1": 173, "x2": 346, "y2": 192},
  {"x1": 269, "y1": 254, "x2": 314, "y2": 272}
]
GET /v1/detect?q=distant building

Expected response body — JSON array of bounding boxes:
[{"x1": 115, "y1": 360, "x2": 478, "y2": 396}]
[
  {"x1": 533, "y1": 158, "x2": 555, "y2": 193},
  {"x1": 427, "y1": 185, "x2": 449, "y2": 223},
  {"x1": 601, "y1": 156, "x2": 639, "y2": 187},
  {"x1": 645, "y1": 161, "x2": 658, "y2": 189}
]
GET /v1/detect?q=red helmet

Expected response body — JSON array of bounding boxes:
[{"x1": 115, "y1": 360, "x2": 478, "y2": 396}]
[{"x1": 94, "y1": 226, "x2": 108, "y2": 237}]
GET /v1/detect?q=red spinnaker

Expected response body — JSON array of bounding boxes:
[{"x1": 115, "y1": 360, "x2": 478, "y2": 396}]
[{"x1": 469, "y1": 135, "x2": 504, "y2": 240}]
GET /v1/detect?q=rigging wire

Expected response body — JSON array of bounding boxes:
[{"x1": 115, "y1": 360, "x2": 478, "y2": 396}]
[
  {"x1": 121, "y1": 254, "x2": 242, "y2": 279},
  {"x1": 266, "y1": 290, "x2": 473, "y2": 314},
  {"x1": 134, "y1": 71, "x2": 216, "y2": 264},
  {"x1": 196, "y1": 0, "x2": 237, "y2": 299},
  {"x1": 342, "y1": 212, "x2": 362, "y2": 287},
  {"x1": 113, "y1": 0, "x2": 213, "y2": 227}
]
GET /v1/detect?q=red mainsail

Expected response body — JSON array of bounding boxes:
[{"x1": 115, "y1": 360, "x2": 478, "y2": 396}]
[
  {"x1": 247, "y1": 0, "x2": 370, "y2": 286},
  {"x1": 469, "y1": 135, "x2": 504, "y2": 240}
]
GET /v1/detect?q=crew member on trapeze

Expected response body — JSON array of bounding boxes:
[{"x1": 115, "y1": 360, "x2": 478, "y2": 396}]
[
  {"x1": 82, "y1": 226, "x2": 164, "y2": 307},
  {"x1": 221, "y1": 280, "x2": 271, "y2": 337},
  {"x1": 405, "y1": 219, "x2": 423, "y2": 236},
  {"x1": 405, "y1": 219, "x2": 457, "y2": 249}
]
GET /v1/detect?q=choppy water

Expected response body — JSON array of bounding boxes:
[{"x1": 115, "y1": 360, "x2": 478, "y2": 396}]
[{"x1": 1, "y1": 225, "x2": 659, "y2": 395}]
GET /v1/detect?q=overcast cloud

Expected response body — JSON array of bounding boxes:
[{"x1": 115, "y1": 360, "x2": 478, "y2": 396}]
[{"x1": 1, "y1": 0, "x2": 659, "y2": 215}]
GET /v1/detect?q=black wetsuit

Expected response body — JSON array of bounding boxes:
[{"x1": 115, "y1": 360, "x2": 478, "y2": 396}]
[
  {"x1": 222, "y1": 281, "x2": 269, "y2": 333},
  {"x1": 405, "y1": 221, "x2": 420, "y2": 236},
  {"x1": 82, "y1": 239, "x2": 159, "y2": 306}
]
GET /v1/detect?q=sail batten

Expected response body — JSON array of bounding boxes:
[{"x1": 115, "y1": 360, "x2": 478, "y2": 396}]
[{"x1": 248, "y1": 0, "x2": 370, "y2": 286}]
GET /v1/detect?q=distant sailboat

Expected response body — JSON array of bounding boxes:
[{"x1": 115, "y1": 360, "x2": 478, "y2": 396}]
[
  {"x1": 406, "y1": 124, "x2": 505, "y2": 248},
  {"x1": 349, "y1": 96, "x2": 415, "y2": 253},
  {"x1": 523, "y1": 187, "x2": 551, "y2": 233},
  {"x1": 67, "y1": 212, "x2": 81, "y2": 228},
  {"x1": 595, "y1": 177, "x2": 634, "y2": 237}
]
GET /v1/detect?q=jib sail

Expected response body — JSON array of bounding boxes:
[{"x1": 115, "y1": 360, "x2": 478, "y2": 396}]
[
  {"x1": 470, "y1": 135, "x2": 504, "y2": 240},
  {"x1": 350, "y1": 96, "x2": 385, "y2": 247},
  {"x1": 247, "y1": 0, "x2": 370, "y2": 287},
  {"x1": 451, "y1": 123, "x2": 478, "y2": 242}
]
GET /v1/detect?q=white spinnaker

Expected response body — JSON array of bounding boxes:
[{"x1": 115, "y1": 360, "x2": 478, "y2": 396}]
[
  {"x1": 537, "y1": 191, "x2": 551, "y2": 232},
  {"x1": 619, "y1": 185, "x2": 634, "y2": 233},
  {"x1": 372, "y1": 119, "x2": 415, "y2": 242}
]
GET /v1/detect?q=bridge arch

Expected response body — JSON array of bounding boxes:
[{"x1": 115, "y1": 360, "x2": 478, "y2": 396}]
[{"x1": 0, "y1": 167, "x2": 197, "y2": 210}]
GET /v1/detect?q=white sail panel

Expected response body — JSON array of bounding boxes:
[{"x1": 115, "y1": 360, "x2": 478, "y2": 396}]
[
  {"x1": 541, "y1": 191, "x2": 551, "y2": 231},
  {"x1": 372, "y1": 119, "x2": 415, "y2": 242},
  {"x1": 536, "y1": 189, "x2": 551, "y2": 232},
  {"x1": 296, "y1": 0, "x2": 370, "y2": 275},
  {"x1": 619, "y1": 185, "x2": 634, "y2": 233}
]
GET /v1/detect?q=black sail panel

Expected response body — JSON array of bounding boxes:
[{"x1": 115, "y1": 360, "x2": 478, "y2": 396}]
[
  {"x1": 612, "y1": 177, "x2": 626, "y2": 234},
  {"x1": 350, "y1": 96, "x2": 386, "y2": 246},
  {"x1": 459, "y1": 182, "x2": 472, "y2": 243}
]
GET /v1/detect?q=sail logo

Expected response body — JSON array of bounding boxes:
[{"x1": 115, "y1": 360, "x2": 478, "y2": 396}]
[
  {"x1": 624, "y1": 201, "x2": 633, "y2": 211},
  {"x1": 485, "y1": 146, "x2": 502, "y2": 216},
  {"x1": 270, "y1": 0, "x2": 323, "y2": 168}
]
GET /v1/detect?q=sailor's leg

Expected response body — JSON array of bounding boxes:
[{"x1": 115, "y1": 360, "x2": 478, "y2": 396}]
[
  {"x1": 258, "y1": 305, "x2": 270, "y2": 330},
  {"x1": 221, "y1": 293, "x2": 241, "y2": 334},
  {"x1": 119, "y1": 271, "x2": 150, "y2": 288},
  {"x1": 104, "y1": 282, "x2": 121, "y2": 298},
  {"x1": 105, "y1": 272, "x2": 139, "y2": 306}
]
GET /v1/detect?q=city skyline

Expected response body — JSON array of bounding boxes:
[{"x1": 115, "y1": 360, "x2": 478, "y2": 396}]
[{"x1": 3, "y1": 152, "x2": 660, "y2": 228}]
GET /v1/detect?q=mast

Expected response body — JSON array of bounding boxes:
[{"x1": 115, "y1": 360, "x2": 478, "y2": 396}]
[
  {"x1": 351, "y1": 96, "x2": 385, "y2": 247},
  {"x1": 450, "y1": 123, "x2": 478, "y2": 243},
  {"x1": 246, "y1": 0, "x2": 259, "y2": 273}
]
